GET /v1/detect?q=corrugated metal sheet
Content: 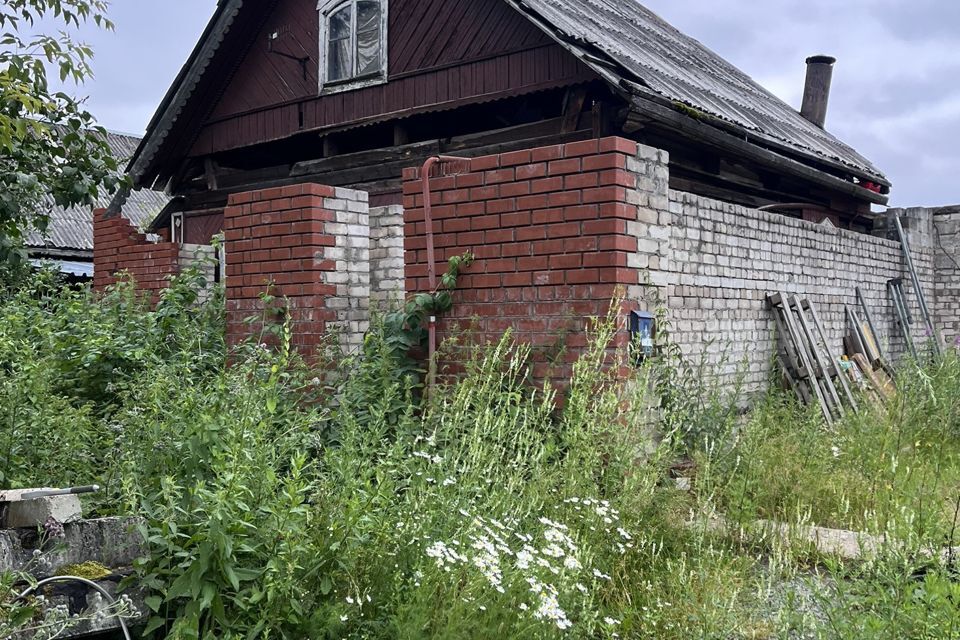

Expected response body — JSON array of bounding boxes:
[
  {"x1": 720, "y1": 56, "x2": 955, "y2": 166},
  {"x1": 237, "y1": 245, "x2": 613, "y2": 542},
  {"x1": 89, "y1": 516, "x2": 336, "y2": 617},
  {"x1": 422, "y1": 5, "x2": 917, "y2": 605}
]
[
  {"x1": 26, "y1": 131, "x2": 170, "y2": 252},
  {"x1": 508, "y1": 0, "x2": 887, "y2": 183},
  {"x1": 28, "y1": 258, "x2": 94, "y2": 277}
]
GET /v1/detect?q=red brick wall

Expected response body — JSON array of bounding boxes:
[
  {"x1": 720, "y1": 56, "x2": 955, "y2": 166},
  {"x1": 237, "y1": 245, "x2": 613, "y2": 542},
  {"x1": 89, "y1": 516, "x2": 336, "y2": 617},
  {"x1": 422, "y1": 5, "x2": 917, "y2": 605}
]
[
  {"x1": 223, "y1": 183, "x2": 341, "y2": 357},
  {"x1": 93, "y1": 209, "x2": 180, "y2": 299},
  {"x1": 402, "y1": 136, "x2": 645, "y2": 382}
]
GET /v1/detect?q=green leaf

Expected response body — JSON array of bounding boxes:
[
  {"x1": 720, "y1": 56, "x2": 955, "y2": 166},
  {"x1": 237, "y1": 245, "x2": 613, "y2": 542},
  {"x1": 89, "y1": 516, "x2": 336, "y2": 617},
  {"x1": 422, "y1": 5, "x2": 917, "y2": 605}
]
[
  {"x1": 9, "y1": 605, "x2": 36, "y2": 628},
  {"x1": 144, "y1": 595, "x2": 163, "y2": 613},
  {"x1": 320, "y1": 575, "x2": 333, "y2": 595},
  {"x1": 143, "y1": 616, "x2": 167, "y2": 636},
  {"x1": 165, "y1": 569, "x2": 198, "y2": 601},
  {"x1": 224, "y1": 565, "x2": 240, "y2": 591}
]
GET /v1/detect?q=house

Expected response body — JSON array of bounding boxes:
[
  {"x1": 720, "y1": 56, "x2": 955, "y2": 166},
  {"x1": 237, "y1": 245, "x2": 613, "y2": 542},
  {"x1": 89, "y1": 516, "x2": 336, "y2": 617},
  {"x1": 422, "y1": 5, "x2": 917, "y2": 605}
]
[
  {"x1": 26, "y1": 131, "x2": 168, "y2": 280},
  {"x1": 97, "y1": 0, "x2": 957, "y2": 392},
  {"x1": 115, "y1": 0, "x2": 888, "y2": 241}
]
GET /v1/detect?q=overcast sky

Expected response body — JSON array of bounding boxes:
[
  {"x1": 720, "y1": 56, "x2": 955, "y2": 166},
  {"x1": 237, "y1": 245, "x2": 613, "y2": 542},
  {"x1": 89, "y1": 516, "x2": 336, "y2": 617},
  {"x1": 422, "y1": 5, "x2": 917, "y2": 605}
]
[{"x1": 55, "y1": 0, "x2": 959, "y2": 207}]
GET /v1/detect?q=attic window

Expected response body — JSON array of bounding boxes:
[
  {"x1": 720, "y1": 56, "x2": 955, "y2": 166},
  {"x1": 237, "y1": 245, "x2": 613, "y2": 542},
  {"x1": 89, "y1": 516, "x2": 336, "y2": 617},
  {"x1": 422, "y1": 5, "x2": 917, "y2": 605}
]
[{"x1": 318, "y1": 0, "x2": 387, "y2": 93}]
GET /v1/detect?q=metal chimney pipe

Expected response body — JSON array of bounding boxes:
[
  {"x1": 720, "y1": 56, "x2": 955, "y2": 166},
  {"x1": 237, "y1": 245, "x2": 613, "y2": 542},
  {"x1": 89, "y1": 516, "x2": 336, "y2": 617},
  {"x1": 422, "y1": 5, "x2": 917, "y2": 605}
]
[{"x1": 800, "y1": 55, "x2": 836, "y2": 129}]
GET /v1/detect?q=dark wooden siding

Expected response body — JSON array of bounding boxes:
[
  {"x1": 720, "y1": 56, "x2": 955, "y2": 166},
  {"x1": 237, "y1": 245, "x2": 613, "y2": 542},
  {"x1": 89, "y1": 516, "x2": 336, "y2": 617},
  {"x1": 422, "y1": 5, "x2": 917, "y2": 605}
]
[
  {"x1": 184, "y1": 211, "x2": 225, "y2": 245},
  {"x1": 190, "y1": 0, "x2": 594, "y2": 156}
]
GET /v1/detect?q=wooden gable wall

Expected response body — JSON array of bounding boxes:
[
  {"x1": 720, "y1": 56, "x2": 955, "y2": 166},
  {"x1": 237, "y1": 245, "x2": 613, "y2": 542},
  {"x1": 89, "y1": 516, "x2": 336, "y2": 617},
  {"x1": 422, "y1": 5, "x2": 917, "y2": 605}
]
[{"x1": 189, "y1": 0, "x2": 596, "y2": 157}]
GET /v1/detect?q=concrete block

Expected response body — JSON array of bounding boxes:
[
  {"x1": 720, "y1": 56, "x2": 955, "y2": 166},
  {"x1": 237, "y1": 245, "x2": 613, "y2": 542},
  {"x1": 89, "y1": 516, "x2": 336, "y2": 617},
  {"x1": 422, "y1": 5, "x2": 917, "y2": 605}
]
[{"x1": 1, "y1": 492, "x2": 83, "y2": 529}]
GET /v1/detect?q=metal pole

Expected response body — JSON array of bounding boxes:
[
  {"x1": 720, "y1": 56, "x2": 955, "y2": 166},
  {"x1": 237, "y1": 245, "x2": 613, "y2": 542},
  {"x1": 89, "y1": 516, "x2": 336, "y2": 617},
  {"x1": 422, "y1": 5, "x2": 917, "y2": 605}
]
[
  {"x1": 894, "y1": 216, "x2": 942, "y2": 356},
  {"x1": 18, "y1": 485, "x2": 100, "y2": 501},
  {"x1": 889, "y1": 280, "x2": 918, "y2": 360},
  {"x1": 17, "y1": 576, "x2": 133, "y2": 640}
]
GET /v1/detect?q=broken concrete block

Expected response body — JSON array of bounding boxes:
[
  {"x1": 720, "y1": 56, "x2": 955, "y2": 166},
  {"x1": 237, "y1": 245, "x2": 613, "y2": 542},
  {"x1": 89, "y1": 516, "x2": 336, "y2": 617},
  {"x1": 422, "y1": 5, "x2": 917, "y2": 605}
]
[{"x1": 1, "y1": 489, "x2": 83, "y2": 529}]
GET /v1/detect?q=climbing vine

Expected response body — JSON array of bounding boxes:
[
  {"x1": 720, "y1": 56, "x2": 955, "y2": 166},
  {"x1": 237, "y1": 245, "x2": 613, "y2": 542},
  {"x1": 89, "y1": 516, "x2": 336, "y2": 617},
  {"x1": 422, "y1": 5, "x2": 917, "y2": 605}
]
[{"x1": 376, "y1": 251, "x2": 474, "y2": 378}]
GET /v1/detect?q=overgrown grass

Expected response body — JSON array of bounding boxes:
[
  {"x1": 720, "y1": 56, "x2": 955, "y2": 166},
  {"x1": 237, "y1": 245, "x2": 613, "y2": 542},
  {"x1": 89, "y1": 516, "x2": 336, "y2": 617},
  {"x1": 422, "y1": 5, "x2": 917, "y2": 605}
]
[
  {"x1": 697, "y1": 355, "x2": 960, "y2": 545},
  {"x1": 1, "y1": 270, "x2": 958, "y2": 639}
]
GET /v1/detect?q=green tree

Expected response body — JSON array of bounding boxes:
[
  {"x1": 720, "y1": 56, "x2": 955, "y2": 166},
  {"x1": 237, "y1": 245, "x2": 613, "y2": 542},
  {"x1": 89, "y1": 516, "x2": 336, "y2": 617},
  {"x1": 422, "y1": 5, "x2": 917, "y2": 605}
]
[{"x1": 0, "y1": 0, "x2": 121, "y2": 264}]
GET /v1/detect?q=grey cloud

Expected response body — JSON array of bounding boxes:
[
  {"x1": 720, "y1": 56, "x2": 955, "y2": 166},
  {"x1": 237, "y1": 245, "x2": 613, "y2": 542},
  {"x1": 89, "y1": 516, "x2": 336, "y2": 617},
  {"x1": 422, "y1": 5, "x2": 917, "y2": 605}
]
[{"x1": 645, "y1": 0, "x2": 960, "y2": 207}]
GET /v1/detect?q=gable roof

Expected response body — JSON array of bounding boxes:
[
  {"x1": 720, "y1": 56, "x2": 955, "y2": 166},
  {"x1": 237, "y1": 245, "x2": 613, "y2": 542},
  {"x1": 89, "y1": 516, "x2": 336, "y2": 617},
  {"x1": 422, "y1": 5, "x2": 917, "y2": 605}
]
[
  {"x1": 28, "y1": 131, "x2": 169, "y2": 254},
  {"x1": 127, "y1": 0, "x2": 888, "y2": 199}
]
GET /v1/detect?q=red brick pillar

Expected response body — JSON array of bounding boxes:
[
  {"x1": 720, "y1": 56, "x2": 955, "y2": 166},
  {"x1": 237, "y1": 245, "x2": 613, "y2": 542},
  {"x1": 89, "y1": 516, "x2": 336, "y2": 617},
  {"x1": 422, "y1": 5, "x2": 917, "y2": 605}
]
[
  {"x1": 92, "y1": 208, "x2": 180, "y2": 301},
  {"x1": 223, "y1": 183, "x2": 370, "y2": 358},
  {"x1": 402, "y1": 137, "x2": 648, "y2": 384}
]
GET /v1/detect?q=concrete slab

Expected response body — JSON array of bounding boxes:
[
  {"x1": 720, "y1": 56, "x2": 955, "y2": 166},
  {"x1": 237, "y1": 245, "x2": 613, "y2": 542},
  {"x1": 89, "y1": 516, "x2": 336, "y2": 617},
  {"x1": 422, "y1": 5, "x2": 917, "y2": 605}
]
[{"x1": 1, "y1": 494, "x2": 83, "y2": 529}]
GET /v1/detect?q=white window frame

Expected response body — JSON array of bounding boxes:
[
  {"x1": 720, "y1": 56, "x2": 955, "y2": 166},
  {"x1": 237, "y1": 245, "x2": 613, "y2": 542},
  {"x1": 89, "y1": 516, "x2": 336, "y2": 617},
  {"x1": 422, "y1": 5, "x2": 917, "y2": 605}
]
[{"x1": 317, "y1": 0, "x2": 388, "y2": 95}]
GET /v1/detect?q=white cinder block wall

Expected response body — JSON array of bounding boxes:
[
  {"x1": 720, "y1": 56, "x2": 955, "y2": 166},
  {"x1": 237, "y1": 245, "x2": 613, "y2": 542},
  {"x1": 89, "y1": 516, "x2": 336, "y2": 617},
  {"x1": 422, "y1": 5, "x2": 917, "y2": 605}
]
[
  {"x1": 323, "y1": 187, "x2": 372, "y2": 353},
  {"x1": 927, "y1": 206, "x2": 960, "y2": 347},
  {"x1": 628, "y1": 143, "x2": 948, "y2": 393},
  {"x1": 369, "y1": 205, "x2": 406, "y2": 306}
]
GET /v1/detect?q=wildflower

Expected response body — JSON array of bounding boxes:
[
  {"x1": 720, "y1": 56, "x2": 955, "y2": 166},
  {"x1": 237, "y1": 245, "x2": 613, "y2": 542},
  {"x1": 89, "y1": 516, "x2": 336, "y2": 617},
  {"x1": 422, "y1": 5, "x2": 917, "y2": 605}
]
[
  {"x1": 831, "y1": 446, "x2": 841, "y2": 458},
  {"x1": 516, "y1": 548, "x2": 534, "y2": 570},
  {"x1": 346, "y1": 596, "x2": 354, "y2": 605},
  {"x1": 563, "y1": 556, "x2": 582, "y2": 570},
  {"x1": 340, "y1": 615, "x2": 349, "y2": 622},
  {"x1": 539, "y1": 517, "x2": 568, "y2": 530},
  {"x1": 604, "y1": 617, "x2": 621, "y2": 626},
  {"x1": 593, "y1": 568, "x2": 612, "y2": 581},
  {"x1": 43, "y1": 516, "x2": 65, "y2": 540},
  {"x1": 426, "y1": 540, "x2": 467, "y2": 568},
  {"x1": 443, "y1": 477, "x2": 456, "y2": 486},
  {"x1": 533, "y1": 586, "x2": 572, "y2": 631},
  {"x1": 519, "y1": 602, "x2": 529, "y2": 611}
]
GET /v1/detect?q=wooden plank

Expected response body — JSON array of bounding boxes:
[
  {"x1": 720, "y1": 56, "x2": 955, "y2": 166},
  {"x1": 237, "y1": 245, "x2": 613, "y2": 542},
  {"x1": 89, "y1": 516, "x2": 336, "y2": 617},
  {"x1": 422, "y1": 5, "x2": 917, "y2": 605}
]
[
  {"x1": 805, "y1": 298, "x2": 859, "y2": 414},
  {"x1": 774, "y1": 291, "x2": 834, "y2": 425},
  {"x1": 769, "y1": 301, "x2": 806, "y2": 402},
  {"x1": 293, "y1": 140, "x2": 440, "y2": 176},
  {"x1": 855, "y1": 287, "x2": 884, "y2": 361},
  {"x1": 203, "y1": 158, "x2": 220, "y2": 191},
  {"x1": 561, "y1": 87, "x2": 588, "y2": 134},
  {"x1": 187, "y1": 128, "x2": 592, "y2": 202},
  {"x1": 792, "y1": 295, "x2": 845, "y2": 420},
  {"x1": 845, "y1": 306, "x2": 868, "y2": 358}
]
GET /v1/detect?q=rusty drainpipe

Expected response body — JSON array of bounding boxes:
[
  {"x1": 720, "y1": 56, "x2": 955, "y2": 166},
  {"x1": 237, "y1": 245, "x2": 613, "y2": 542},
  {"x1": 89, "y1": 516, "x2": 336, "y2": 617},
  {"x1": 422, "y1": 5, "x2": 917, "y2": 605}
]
[{"x1": 420, "y1": 155, "x2": 470, "y2": 393}]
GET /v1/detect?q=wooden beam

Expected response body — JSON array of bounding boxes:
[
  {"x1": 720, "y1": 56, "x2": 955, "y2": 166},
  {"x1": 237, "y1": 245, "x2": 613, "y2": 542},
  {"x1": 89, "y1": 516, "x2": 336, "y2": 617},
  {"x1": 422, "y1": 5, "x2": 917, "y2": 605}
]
[
  {"x1": 561, "y1": 87, "x2": 588, "y2": 134},
  {"x1": 626, "y1": 96, "x2": 888, "y2": 205},
  {"x1": 441, "y1": 117, "x2": 564, "y2": 151},
  {"x1": 181, "y1": 128, "x2": 592, "y2": 205},
  {"x1": 393, "y1": 124, "x2": 410, "y2": 146},
  {"x1": 204, "y1": 157, "x2": 220, "y2": 191},
  {"x1": 292, "y1": 140, "x2": 440, "y2": 177},
  {"x1": 323, "y1": 135, "x2": 339, "y2": 157}
]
